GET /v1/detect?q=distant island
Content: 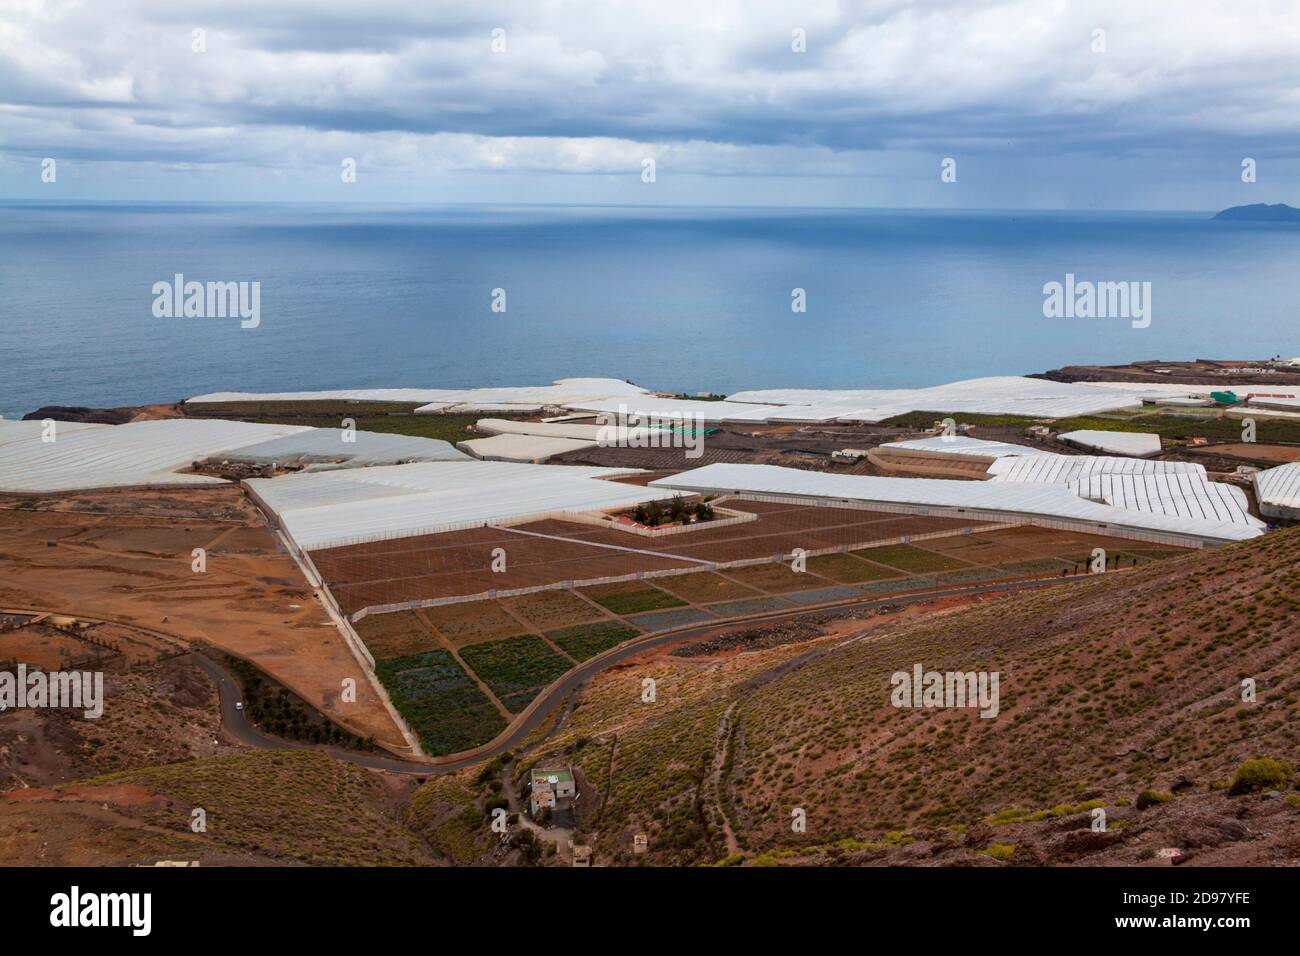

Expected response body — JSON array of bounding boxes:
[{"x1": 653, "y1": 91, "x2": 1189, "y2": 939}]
[{"x1": 1213, "y1": 202, "x2": 1300, "y2": 222}]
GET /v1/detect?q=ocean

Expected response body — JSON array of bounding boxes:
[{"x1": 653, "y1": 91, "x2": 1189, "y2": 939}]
[{"x1": 1, "y1": 202, "x2": 1297, "y2": 419}]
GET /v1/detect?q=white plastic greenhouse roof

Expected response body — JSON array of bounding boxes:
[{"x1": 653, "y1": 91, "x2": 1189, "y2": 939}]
[
  {"x1": 1070, "y1": 474, "x2": 1260, "y2": 528},
  {"x1": 200, "y1": 428, "x2": 470, "y2": 470},
  {"x1": 246, "y1": 460, "x2": 663, "y2": 551},
  {"x1": 0, "y1": 419, "x2": 108, "y2": 447},
  {"x1": 1152, "y1": 396, "x2": 1214, "y2": 407},
  {"x1": 187, "y1": 378, "x2": 648, "y2": 410},
  {"x1": 473, "y1": 418, "x2": 661, "y2": 443},
  {"x1": 1057, "y1": 430, "x2": 1162, "y2": 457},
  {"x1": 1226, "y1": 407, "x2": 1300, "y2": 421},
  {"x1": 189, "y1": 375, "x2": 1147, "y2": 426},
  {"x1": 650, "y1": 463, "x2": 1262, "y2": 544},
  {"x1": 1247, "y1": 395, "x2": 1300, "y2": 410},
  {"x1": 423, "y1": 402, "x2": 545, "y2": 414},
  {"x1": 564, "y1": 397, "x2": 780, "y2": 423},
  {"x1": 880, "y1": 436, "x2": 1052, "y2": 459},
  {"x1": 1254, "y1": 462, "x2": 1300, "y2": 518},
  {"x1": 1087, "y1": 382, "x2": 1300, "y2": 402},
  {"x1": 1081, "y1": 382, "x2": 1224, "y2": 395},
  {"x1": 987, "y1": 454, "x2": 1205, "y2": 485},
  {"x1": 722, "y1": 377, "x2": 1146, "y2": 422},
  {"x1": 457, "y1": 434, "x2": 598, "y2": 463},
  {"x1": 0, "y1": 419, "x2": 312, "y2": 493}
]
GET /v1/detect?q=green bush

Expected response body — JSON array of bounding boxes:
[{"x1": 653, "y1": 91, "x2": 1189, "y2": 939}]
[
  {"x1": 1135, "y1": 789, "x2": 1174, "y2": 810},
  {"x1": 1228, "y1": 758, "x2": 1293, "y2": 795}
]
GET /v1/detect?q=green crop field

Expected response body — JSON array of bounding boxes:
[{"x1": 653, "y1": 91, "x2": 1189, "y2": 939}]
[
  {"x1": 548, "y1": 621, "x2": 639, "y2": 661},
  {"x1": 459, "y1": 635, "x2": 572, "y2": 712},
  {"x1": 581, "y1": 584, "x2": 687, "y2": 616},
  {"x1": 374, "y1": 650, "x2": 506, "y2": 755},
  {"x1": 856, "y1": 544, "x2": 971, "y2": 574}
]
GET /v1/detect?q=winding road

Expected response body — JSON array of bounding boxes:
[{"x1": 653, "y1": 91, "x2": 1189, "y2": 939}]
[{"x1": 190, "y1": 573, "x2": 1093, "y2": 776}]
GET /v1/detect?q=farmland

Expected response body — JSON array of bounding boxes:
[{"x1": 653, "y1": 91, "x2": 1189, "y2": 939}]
[
  {"x1": 579, "y1": 582, "x2": 687, "y2": 616},
  {"x1": 421, "y1": 601, "x2": 529, "y2": 647},
  {"x1": 309, "y1": 499, "x2": 998, "y2": 615},
  {"x1": 353, "y1": 611, "x2": 440, "y2": 659},
  {"x1": 503, "y1": 590, "x2": 605, "y2": 631},
  {"x1": 374, "y1": 650, "x2": 506, "y2": 755},
  {"x1": 348, "y1": 521, "x2": 1195, "y2": 755},
  {"x1": 859, "y1": 543, "x2": 974, "y2": 574},
  {"x1": 458, "y1": 635, "x2": 573, "y2": 712},
  {"x1": 547, "y1": 621, "x2": 639, "y2": 661}
]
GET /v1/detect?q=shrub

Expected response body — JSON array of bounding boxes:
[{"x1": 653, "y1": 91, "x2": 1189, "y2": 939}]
[
  {"x1": 1228, "y1": 758, "x2": 1293, "y2": 795},
  {"x1": 1135, "y1": 789, "x2": 1174, "y2": 810},
  {"x1": 981, "y1": 843, "x2": 1016, "y2": 861}
]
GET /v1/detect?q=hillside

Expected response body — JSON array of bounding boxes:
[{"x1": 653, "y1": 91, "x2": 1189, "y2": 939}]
[
  {"x1": 0, "y1": 750, "x2": 435, "y2": 866},
  {"x1": 519, "y1": 527, "x2": 1300, "y2": 865},
  {"x1": 4, "y1": 529, "x2": 1296, "y2": 867}
]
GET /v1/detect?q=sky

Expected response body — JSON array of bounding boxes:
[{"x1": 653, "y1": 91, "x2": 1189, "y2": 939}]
[{"x1": 2, "y1": 0, "x2": 1299, "y2": 209}]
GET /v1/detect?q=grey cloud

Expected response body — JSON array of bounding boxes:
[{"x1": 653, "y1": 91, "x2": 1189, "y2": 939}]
[{"x1": 2, "y1": 0, "x2": 1299, "y2": 205}]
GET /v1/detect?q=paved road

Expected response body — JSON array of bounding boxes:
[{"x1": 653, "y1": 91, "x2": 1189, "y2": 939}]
[
  {"x1": 191, "y1": 573, "x2": 1092, "y2": 776},
  {"x1": 188, "y1": 653, "x2": 474, "y2": 774}
]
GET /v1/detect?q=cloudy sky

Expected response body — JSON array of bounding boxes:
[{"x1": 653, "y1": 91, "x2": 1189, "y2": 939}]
[{"x1": 2, "y1": 0, "x2": 1299, "y2": 208}]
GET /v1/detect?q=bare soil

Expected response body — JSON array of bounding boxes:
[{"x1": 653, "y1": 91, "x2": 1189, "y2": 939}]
[{"x1": 0, "y1": 488, "x2": 407, "y2": 751}]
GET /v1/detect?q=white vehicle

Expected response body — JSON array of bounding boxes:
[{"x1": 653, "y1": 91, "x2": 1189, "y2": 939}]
[{"x1": 234, "y1": 701, "x2": 244, "y2": 712}]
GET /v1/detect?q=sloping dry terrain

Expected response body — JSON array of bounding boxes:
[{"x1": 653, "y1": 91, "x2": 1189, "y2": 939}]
[
  {"x1": 0, "y1": 750, "x2": 433, "y2": 866},
  {"x1": 3, "y1": 528, "x2": 1295, "y2": 867},
  {"x1": 0, "y1": 488, "x2": 408, "y2": 751},
  {"x1": 0, "y1": 656, "x2": 230, "y2": 790},
  {"x1": 521, "y1": 527, "x2": 1300, "y2": 865}
]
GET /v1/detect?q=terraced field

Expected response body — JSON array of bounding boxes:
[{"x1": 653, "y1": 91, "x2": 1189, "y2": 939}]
[
  {"x1": 421, "y1": 601, "x2": 532, "y2": 647},
  {"x1": 579, "y1": 582, "x2": 687, "y2": 616},
  {"x1": 353, "y1": 611, "x2": 439, "y2": 659},
  {"x1": 349, "y1": 524, "x2": 1193, "y2": 757},
  {"x1": 547, "y1": 621, "x2": 639, "y2": 661},
  {"x1": 806, "y1": 553, "x2": 905, "y2": 583},
  {"x1": 858, "y1": 543, "x2": 973, "y2": 574},
  {"x1": 459, "y1": 635, "x2": 572, "y2": 712},
  {"x1": 504, "y1": 590, "x2": 605, "y2": 631},
  {"x1": 374, "y1": 650, "x2": 506, "y2": 755}
]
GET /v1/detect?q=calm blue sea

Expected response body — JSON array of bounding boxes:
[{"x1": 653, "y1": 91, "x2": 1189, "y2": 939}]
[{"x1": 1, "y1": 202, "x2": 1297, "y2": 419}]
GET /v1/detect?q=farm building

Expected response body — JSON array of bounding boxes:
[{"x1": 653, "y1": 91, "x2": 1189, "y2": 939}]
[{"x1": 530, "y1": 766, "x2": 576, "y2": 816}]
